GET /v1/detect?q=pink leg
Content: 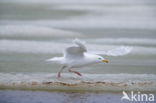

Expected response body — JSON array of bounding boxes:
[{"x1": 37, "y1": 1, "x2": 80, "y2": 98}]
[
  {"x1": 58, "y1": 72, "x2": 61, "y2": 78},
  {"x1": 57, "y1": 66, "x2": 66, "y2": 78},
  {"x1": 68, "y1": 69, "x2": 82, "y2": 76}
]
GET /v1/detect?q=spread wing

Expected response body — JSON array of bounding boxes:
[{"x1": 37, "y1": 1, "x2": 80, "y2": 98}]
[
  {"x1": 64, "y1": 39, "x2": 87, "y2": 58},
  {"x1": 88, "y1": 46, "x2": 132, "y2": 56}
]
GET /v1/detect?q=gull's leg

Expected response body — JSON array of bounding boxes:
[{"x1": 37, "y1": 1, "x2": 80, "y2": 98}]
[
  {"x1": 68, "y1": 69, "x2": 82, "y2": 76},
  {"x1": 58, "y1": 66, "x2": 66, "y2": 78}
]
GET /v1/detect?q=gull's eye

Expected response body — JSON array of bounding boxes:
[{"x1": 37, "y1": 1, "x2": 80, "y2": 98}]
[{"x1": 98, "y1": 58, "x2": 102, "y2": 60}]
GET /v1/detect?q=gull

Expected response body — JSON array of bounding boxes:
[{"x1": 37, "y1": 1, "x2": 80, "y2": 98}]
[{"x1": 47, "y1": 39, "x2": 132, "y2": 78}]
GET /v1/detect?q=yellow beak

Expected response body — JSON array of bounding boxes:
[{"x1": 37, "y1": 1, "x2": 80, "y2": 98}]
[{"x1": 103, "y1": 59, "x2": 109, "y2": 63}]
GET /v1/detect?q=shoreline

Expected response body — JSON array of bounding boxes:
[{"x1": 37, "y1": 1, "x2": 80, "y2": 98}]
[{"x1": 0, "y1": 73, "x2": 156, "y2": 92}]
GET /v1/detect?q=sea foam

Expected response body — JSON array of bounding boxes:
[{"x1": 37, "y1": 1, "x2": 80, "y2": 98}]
[
  {"x1": 87, "y1": 38, "x2": 156, "y2": 46},
  {"x1": 0, "y1": 25, "x2": 81, "y2": 38},
  {"x1": 1, "y1": 39, "x2": 156, "y2": 55},
  {"x1": 0, "y1": 73, "x2": 155, "y2": 92}
]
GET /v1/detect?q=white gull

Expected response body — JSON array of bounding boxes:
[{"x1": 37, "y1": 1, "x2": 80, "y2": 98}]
[{"x1": 47, "y1": 39, "x2": 132, "y2": 78}]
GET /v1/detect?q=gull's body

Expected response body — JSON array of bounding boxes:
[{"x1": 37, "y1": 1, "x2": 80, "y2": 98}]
[
  {"x1": 53, "y1": 53, "x2": 104, "y2": 68},
  {"x1": 47, "y1": 39, "x2": 132, "y2": 78}
]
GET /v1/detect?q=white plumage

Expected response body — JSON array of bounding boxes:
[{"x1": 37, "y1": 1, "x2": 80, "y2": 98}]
[{"x1": 47, "y1": 39, "x2": 132, "y2": 78}]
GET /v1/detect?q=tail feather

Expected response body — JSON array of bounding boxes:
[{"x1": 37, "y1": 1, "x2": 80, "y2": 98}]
[{"x1": 46, "y1": 57, "x2": 62, "y2": 62}]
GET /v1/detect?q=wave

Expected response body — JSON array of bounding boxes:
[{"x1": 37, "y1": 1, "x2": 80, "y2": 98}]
[
  {"x1": 1, "y1": 14, "x2": 155, "y2": 30},
  {"x1": 0, "y1": 39, "x2": 156, "y2": 55},
  {"x1": 1, "y1": 0, "x2": 153, "y2": 4},
  {"x1": 0, "y1": 15, "x2": 155, "y2": 30},
  {"x1": 0, "y1": 40, "x2": 67, "y2": 54},
  {"x1": 1, "y1": 0, "x2": 155, "y2": 30},
  {"x1": 87, "y1": 38, "x2": 156, "y2": 46},
  {"x1": 28, "y1": 17, "x2": 156, "y2": 30},
  {"x1": 0, "y1": 73, "x2": 155, "y2": 92},
  {"x1": 0, "y1": 25, "x2": 81, "y2": 38}
]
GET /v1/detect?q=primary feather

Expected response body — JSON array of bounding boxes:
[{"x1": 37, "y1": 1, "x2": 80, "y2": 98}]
[{"x1": 89, "y1": 46, "x2": 132, "y2": 56}]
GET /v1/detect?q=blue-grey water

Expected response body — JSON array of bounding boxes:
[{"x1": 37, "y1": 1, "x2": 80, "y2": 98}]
[{"x1": 0, "y1": 0, "x2": 156, "y2": 103}]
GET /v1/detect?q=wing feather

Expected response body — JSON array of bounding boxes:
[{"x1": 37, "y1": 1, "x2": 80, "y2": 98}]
[
  {"x1": 64, "y1": 39, "x2": 87, "y2": 58},
  {"x1": 89, "y1": 46, "x2": 132, "y2": 56}
]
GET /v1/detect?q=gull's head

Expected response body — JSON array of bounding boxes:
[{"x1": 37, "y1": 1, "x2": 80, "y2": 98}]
[{"x1": 94, "y1": 55, "x2": 109, "y2": 63}]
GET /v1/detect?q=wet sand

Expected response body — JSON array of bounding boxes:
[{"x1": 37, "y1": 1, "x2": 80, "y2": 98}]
[{"x1": 0, "y1": 90, "x2": 126, "y2": 103}]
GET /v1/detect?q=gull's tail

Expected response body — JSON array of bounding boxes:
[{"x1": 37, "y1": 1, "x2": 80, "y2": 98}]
[{"x1": 46, "y1": 57, "x2": 63, "y2": 63}]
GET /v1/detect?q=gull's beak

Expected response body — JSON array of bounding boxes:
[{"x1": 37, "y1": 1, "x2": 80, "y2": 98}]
[{"x1": 103, "y1": 59, "x2": 109, "y2": 63}]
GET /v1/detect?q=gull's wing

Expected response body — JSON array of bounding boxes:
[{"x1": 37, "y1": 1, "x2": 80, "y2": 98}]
[
  {"x1": 88, "y1": 46, "x2": 132, "y2": 56},
  {"x1": 64, "y1": 39, "x2": 87, "y2": 58}
]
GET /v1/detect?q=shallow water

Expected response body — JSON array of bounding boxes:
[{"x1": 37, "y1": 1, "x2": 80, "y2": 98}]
[
  {"x1": 0, "y1": 90, "x2": 137, "y2": 103},
  {"x1": 2, "y1": 90, "x2": 156, "y2": 103}
]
